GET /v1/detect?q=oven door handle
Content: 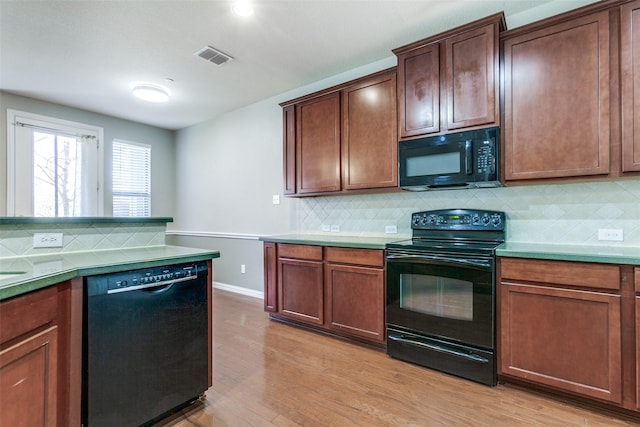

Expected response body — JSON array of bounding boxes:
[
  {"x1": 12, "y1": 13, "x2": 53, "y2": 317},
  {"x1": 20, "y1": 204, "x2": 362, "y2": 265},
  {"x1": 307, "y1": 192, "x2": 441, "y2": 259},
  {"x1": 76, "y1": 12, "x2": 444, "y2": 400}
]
[
  {"x1": 386, "y1": 253, "x2": 492, "y2": 270},
  {"x1": 388, "y1": 335, "x2": 489, "y2": 363}
]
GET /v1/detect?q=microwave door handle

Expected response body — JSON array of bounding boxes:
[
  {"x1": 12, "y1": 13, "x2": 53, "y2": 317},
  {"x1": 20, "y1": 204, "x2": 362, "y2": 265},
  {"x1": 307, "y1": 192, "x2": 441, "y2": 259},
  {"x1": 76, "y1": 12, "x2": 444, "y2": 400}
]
[{"x1": 465, "y1": 140, "x2": 473, "y2": 175}]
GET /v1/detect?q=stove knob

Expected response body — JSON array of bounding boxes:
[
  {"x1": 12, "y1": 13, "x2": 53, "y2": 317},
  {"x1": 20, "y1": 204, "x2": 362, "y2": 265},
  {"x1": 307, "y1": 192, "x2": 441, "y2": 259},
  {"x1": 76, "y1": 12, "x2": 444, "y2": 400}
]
[
  {"x1": 482, "y1": 215, "x2": 491, "y2": 225},
  {"x1": 472, "y1": 215, "x2": 480, "y2": 225},
  {"x1": 428, "y1": 215, "x2": 437, "y2": 224},
  {"x1": 492, "y1": 216, "x2": 502, "y2": 226}
]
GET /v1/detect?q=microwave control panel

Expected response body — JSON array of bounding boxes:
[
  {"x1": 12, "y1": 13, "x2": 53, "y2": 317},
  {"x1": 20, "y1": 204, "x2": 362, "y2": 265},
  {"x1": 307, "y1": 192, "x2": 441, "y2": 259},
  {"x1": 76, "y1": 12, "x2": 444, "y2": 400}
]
[{"x1": 476, "y1": 139, "x2": 496, "y2": 175}]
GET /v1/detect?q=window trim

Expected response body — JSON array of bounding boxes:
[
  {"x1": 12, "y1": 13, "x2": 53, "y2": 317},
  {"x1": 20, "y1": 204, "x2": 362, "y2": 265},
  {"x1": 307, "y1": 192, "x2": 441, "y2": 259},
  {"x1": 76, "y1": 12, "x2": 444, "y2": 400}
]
[{"x1": 7, "y1": 109, "x2": 104, "y2": 216}]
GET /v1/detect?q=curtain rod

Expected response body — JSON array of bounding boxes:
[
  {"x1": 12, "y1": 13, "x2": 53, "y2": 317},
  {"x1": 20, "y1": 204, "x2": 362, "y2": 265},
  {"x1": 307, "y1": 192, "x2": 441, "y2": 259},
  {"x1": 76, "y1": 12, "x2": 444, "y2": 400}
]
[{"x1": 14, "y1": 120, "x2": 97, "y2": 140}]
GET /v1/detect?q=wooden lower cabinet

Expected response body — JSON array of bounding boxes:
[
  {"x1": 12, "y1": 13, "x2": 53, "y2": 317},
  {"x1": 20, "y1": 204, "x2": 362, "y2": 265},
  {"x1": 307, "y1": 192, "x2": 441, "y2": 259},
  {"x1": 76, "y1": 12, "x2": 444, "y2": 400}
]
[
  {"x1": 325, "y1": 248, "x2": 385, "y2": 343},
  {"x1": 278, "y1": 257, "x2": 324, "y2": 326},
  {"x1": 499, "y1": 257, "x2": 639, "y2": 411},
  {"x1": 0, "y1": 281, "x2": 82, "y2": 427},
  {"x1": 0, "y1": 326, "x2": 58, "y2": 426},
  {"x1": 266, "y1": 242, "x2": 385, "y2": 345}
]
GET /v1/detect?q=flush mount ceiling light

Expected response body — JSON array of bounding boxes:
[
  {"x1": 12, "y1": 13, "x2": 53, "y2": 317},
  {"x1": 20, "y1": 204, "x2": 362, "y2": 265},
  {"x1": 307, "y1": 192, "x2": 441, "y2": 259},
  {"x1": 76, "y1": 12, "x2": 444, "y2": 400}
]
[
  {"x1": 130, "y1": 82, "x2": 171, "y2": 103},
  {"x1": 232, "y1": 0, "x2": 253, "y2": 16}
]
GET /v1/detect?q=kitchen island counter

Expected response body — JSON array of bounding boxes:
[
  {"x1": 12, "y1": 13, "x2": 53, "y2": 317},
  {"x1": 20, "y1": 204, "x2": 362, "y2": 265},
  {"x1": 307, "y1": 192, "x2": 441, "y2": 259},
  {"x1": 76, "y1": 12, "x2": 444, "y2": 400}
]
[{"x1": 0, "y1": 245, "x2": 220, "y2": 300}]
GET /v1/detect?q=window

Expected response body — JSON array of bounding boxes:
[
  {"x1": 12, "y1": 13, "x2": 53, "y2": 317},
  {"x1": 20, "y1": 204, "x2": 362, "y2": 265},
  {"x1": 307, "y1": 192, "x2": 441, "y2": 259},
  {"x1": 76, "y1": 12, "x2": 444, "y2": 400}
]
[
  {"x1": 7, "y1": 110, "x2": 103, "y2": 216},
  {"x1": 112, "y1": 140, "x2": 151, "y2": 217}
]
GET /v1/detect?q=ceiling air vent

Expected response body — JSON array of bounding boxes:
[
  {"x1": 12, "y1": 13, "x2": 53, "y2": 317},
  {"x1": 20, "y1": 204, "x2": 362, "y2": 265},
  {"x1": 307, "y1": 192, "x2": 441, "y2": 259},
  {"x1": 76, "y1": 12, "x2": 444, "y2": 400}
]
[{"x1": 194, "y1": 46, "x2": 234, "y2": 66}]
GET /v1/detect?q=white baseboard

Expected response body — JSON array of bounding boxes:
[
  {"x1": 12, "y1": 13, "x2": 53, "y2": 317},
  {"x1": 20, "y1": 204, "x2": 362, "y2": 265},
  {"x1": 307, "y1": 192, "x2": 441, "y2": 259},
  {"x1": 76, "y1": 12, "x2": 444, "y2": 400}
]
[{"x1": 213, "y1": 281, "x2": 264, "y2": 300}]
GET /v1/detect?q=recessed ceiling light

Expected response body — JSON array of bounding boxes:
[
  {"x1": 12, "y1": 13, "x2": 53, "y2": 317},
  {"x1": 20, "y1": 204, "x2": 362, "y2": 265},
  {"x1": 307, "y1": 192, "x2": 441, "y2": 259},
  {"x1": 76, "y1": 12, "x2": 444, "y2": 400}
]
[
  {"x1": 130, "y1": 82, "x2": 171, "y2": 103},
  {"x1": 232, "y1": 1, "x2": 253, "y2": 17}
]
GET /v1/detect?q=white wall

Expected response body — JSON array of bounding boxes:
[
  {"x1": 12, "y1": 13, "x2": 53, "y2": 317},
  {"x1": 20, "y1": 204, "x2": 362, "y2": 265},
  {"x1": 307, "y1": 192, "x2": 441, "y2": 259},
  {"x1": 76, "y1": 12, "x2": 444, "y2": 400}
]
[{"x1": 0, "y1": 92, "x2": 176, "y2": 218}]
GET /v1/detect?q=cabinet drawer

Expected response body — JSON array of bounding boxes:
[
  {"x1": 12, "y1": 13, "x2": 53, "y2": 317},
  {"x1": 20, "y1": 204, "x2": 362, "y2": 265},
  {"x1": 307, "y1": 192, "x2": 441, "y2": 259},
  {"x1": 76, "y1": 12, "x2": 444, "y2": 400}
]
[
  {"x1": 0, "y1": 286, "x2": 58, "y2": 345},
  {"x1": 500, "y1": 258, "x2": 620, "y2": 291},
  {"x1": 325, "y1": 247, "x2": 384, "y2": 267},
  {"x1": 277, "y1": 243, "x2": 322, "y2": 261}
]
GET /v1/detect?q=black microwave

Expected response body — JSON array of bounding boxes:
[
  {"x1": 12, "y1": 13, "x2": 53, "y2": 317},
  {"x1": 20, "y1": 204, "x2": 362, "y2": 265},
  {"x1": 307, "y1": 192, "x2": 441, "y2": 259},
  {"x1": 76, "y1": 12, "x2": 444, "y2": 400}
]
[{"x1": 398, "y1": 127, "x2": 500, "y2": 191}]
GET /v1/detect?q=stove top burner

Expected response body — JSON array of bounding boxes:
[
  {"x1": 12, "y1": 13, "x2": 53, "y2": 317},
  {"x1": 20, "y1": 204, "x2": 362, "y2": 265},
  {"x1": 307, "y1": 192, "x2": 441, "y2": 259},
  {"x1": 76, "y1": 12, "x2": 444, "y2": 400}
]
[{"x1": 386, "y1": 209, "x2": 506, "y2": 255}]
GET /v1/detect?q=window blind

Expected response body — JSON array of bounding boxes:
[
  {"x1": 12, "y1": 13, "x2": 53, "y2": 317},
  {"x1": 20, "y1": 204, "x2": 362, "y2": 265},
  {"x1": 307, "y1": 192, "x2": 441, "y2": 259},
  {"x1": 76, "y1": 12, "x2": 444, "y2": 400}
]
[{"x1": 112, "y1": 140, "x2": 151, "y2": 217}]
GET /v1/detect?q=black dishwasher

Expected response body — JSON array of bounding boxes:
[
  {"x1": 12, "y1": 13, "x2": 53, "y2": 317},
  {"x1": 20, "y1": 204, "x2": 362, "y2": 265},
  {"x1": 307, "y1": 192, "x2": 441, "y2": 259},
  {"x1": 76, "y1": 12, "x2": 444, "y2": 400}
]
[{"x1": 83, "y1": 261, "x2": 209, "y2": 427}]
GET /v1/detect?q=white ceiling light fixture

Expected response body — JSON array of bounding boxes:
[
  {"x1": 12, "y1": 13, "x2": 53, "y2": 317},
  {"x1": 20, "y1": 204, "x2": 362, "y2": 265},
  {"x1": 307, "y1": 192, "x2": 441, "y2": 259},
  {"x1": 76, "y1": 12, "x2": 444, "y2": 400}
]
[
  {"x1": 232, "y1": 0, "x2": 253, "y2": 17},
  {"x1": 130, "y1": 82, "x2": 171, "y2": 103}
]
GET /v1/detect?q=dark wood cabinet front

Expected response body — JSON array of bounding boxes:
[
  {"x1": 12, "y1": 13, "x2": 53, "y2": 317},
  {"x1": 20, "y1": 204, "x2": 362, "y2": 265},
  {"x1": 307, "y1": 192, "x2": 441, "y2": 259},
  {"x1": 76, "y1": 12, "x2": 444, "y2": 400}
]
[
  {"x1": 282, "y1": 105, "x2": 296, "y2": 194},
  {"x1": 342, "y1": 70, "x2": 398, "y2": 190},
  {"x1": 295, "y1": 92, "x2": 341, "y2": 194},
  {"x1": 0, "y1": 282, "x2": 82, "y2": 427},
  {"x1": 503, "y1": 10, "x2": 611, "y2": 181},
  {"x1": 394, "y1": 13, "x2": 503, "y2": 139},
  {"x1": 499, "y1": 258, "x2": 623, "y2": 404},
  {"x1": 277, "y1": 244, "x2": 324, "y2": 325},
  {"x1": 0, "y1": 326, "x2": 58, "y2": 427},
  {"x1": 621, "y1": 0, "x2": 640, "y2": 172},
  {"x1": 265, "y1": 243, "x2": 386, "y2": 346},
  {"x1": 324, "y1": 247, "x2": 385, "y2": 343},
  {"x1": 263, "y1": 242, "x2": 277, "y2": 313},
  {"x1": 444, "y1": 23, "x2": 499, "y2": 131},
  {"x1": 397, "y1": 43, "x2": 440, "y2": 137}
]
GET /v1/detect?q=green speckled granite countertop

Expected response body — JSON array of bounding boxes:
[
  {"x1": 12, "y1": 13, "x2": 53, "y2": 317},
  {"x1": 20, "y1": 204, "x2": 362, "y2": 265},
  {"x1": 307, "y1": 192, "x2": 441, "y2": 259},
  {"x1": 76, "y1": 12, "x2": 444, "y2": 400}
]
[
  {"x1": 497, "y1": 242, "x2": 640, "y2": 265},
  {"x1": 259, "y1": 234, "x2": 406, "y2": 249},
  {"x1": 0, "y1": 245, "x2": 220, "y2": 301}
]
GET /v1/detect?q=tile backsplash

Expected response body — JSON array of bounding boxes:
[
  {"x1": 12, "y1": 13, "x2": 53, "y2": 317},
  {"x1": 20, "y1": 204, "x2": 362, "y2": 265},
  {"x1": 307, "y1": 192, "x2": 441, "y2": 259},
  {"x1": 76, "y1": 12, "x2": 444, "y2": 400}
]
[
  {"x1": 0, "y1": 222, "x2": 166, "y2": 257},
  {"x1": 297, "y1": 178, "x2": 640, "y2": 247}
]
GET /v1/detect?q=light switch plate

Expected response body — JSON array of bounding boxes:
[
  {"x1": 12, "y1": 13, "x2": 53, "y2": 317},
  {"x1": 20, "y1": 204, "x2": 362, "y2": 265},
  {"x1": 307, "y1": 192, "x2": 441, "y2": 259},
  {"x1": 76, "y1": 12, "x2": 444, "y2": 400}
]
[
  {"x1": 330, "y1": 225, "x2": 340, "y2": 233},
  {"x1": 33, "y1": 233, "x2": 63, "y2": 248},
  {"x1": 385, "y1": 225, "x2": 398, "y2": 234},
  {"x1": 272, "y1": 195, "x2": 280, "y2": 205}
]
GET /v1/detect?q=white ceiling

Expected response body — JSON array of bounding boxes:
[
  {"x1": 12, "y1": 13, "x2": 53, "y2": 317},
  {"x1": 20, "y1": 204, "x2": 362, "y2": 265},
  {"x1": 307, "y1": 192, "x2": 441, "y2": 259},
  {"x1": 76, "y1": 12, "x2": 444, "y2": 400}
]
[{"x1": 0, "y1": 0, "x2": 585, "y2": 131}]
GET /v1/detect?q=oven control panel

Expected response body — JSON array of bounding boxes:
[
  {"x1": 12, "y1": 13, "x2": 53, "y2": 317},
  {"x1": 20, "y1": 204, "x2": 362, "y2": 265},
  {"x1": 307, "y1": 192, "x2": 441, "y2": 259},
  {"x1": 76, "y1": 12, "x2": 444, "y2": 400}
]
[{"x1": 411, "y1": 209, "x2": 505, "y2": 231}]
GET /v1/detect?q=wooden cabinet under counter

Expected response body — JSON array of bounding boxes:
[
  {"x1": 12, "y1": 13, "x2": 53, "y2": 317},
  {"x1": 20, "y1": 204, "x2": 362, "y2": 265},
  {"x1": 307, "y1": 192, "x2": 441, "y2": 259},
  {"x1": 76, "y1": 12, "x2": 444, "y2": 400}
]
[
  {"x1": 0, "y1": 280, "x2": 82, "y2": 427},
  {"x1": 263, "y1": 242, "x2": 386, "y2": 346},
  {"x1": 498, "y1": 257, "x2": 640, "y2": 413}
]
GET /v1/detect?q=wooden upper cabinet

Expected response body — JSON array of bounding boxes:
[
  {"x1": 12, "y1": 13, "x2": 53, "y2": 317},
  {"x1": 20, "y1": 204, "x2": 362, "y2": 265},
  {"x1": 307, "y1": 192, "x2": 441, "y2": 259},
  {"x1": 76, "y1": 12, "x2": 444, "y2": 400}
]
[
  {"x1": 396, "y1": 43, "x2": 440, "y2": 137},
  {"x1": 621, "y1": 0, "x2": 640, "y2": 172},
  {"x1": 394, "y1": 13, "x2": 503, "y2": 139},
  {"x1": 444, "y1": 23, "x2": 498, "y2": 130},
  {"x1": 295, "y1": 92, "x2": 341, "y2": 194},
  {"x1": 342, "y1": 70, "x2": 398, "y2": 190},
  {"x1": 282, "y1": 105, "x2": 296, "y2": 195},
  {"x1": 503, "y1": 10, "x2": 611, "y2": 181}
]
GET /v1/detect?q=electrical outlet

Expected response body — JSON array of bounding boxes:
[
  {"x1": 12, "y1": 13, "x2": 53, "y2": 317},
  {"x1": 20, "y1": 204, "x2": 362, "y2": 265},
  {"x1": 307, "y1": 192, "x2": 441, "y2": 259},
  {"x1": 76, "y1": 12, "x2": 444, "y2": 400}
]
[
  {"x1": 241, "y1": 264, "x2": 246, "y2": 274},
  {"x1": 33, "y1": 233, "x2": 63, "y2": 248},
  {"x1": 272, "y1": 195, "x2": 280, "y2": 205},
  {"x1": 385, "y1": 225, "x2": 398, "y2": 234},
  {"x1": 321, "y1": 224, "x2": 331, "y2": 232},
  {"x1": 597, "y1": 228, "x2": 624, "y2": 241},
  {"x1": 330, "y1": 225, "x2": 340, "y2": 233}
]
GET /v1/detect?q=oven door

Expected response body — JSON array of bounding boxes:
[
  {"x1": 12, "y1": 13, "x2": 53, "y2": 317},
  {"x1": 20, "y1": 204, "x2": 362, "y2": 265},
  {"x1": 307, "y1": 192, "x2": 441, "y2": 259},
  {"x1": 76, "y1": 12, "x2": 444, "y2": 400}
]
[{"x1": 386, "y1": 250, "x2": 494, "y2": 350}]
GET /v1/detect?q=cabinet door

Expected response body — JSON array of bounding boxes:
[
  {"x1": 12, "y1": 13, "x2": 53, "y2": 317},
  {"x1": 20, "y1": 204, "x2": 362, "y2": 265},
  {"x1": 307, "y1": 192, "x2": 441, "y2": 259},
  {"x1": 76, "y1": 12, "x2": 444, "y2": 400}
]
[
  {"x1": 443, "y1": 23, "x2": 498, "y2": 131},
  {"x1": 503, "y1": 11, "x2": 610, "y2": 180},
  {"x1": 0, "y1": 326, "x2": 58, "y2": 427},
  {"x1": 396, "y1": 43, "x2": 440, "y2": 138},
  {"x1": 621, "y1": 0, "x2": 640, "y2": 172},
  {"x1": 296, "y1": 92, "x2": 341, "y2": 194},
  {"x1": 282, "y1": 105, "x2": 296, "y2": 194},
  {"x1": 325, "y1": 263, "x2": 385, "y2": 343},
  {"x1": 500, "y1": 282, "x2": 622, "y2": 403},
  {"x1": 342, "y1": 71, "x2": 398, "y2": 190},
  {"x1": 263, "y1": 242, "x2": 277, "y2": 312},
  {"x1": 278, "y1": 258, "x2": 324, "y2": 325}
]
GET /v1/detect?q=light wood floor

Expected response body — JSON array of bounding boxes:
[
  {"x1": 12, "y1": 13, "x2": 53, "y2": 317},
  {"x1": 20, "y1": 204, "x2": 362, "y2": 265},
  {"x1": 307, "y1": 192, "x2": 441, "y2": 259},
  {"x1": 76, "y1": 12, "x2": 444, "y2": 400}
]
[{"x1": 159, "y1": 289, "x2": 640, "y2": 427}]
